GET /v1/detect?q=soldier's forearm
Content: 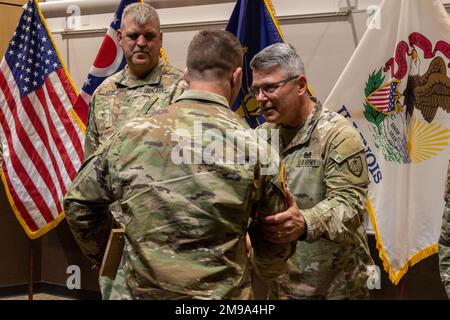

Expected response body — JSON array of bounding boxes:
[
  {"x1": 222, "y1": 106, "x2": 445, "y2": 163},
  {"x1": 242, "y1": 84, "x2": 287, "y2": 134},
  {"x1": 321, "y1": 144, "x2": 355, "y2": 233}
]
[
  {"x1": 301, "y1": 189, "x2": 367, "y2": 242},
  {"x1": 64, "y1": 202, "x2": 113, "y2": 266},
  {"x1": 249, "y1": 220, "x2": 295, "y2": 281}
]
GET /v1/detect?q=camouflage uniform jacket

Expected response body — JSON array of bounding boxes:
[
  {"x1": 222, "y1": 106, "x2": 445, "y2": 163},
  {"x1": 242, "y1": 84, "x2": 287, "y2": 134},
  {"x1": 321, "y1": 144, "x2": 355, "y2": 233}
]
[
  {"x1": 439, "y1": 161, "x2": 450, "y2": 298},
  {"x1": 84, "y1": 58, "x2": 187, "y2": 158},
  {"x1": 257, "y1": 99, "x2": 374, "y2": 299},
  {"x1": 64, "y1": 90, "x2": 294, "y2": 300}
]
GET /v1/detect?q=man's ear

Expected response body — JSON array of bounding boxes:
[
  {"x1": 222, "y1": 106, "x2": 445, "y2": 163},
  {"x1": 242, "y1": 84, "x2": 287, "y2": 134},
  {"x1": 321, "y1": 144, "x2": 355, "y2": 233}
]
[
  {"x1": 231, "y1": 67, "x2": 242, "y2": 87},
  {"x1": 297, "y1": 75, "x2": 308, "y2": 96},
  {"x1": 183, "y1": 67, "x2": 190, "y2": 83},
  {"x1": 117, "y1": 29, "x2": 123, "y2": 44}
]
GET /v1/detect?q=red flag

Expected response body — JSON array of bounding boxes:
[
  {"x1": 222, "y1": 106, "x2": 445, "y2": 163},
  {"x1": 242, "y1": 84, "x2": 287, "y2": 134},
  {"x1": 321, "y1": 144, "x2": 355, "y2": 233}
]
[{"x1": 0, "y1": 0, "x2": 84, "y2": 238}]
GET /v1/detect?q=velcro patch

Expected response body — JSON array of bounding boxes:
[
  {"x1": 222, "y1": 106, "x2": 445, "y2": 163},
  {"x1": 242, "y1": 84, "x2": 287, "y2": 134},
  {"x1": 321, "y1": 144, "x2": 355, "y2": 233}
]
[{"x1": 297, "y1": 159, "x2": 321, "y2": 167}]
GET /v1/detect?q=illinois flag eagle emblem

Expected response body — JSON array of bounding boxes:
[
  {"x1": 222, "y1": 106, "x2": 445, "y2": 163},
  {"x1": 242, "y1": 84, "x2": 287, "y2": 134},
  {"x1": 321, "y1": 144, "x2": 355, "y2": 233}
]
[
  {"x1": 364, "y1": 32, "x2": 450, "y2": 165},
  {"x1": 325, "y1": 0, "x2": 450, "y2": 284}
]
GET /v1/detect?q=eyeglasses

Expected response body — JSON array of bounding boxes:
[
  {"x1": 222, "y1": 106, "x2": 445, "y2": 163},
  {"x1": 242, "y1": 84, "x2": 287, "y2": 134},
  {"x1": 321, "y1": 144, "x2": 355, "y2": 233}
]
[{"x1": 249, "y1": 75, "x2": 299, "y2": 98}]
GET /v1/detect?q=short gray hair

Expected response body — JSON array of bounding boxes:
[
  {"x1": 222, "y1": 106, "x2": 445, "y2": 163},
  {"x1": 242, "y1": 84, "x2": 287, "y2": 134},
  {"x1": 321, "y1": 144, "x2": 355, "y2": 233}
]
[
  {"x1": 250, "y1": 43, "x2": 305, "y2": 77},
  {"x1": 121, "y1": 3, "x2": 160, "y2": 29}
]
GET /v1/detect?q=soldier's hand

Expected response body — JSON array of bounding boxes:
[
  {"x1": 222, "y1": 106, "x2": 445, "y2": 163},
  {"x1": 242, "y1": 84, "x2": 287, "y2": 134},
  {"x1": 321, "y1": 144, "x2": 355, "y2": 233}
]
[{"x1": 262, "y1": 190, "x2": 306, "y2": 244}]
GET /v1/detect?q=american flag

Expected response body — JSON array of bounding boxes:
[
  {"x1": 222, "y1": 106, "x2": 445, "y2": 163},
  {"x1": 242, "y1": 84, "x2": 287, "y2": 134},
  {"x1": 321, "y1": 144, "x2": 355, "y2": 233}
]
[
  {"x1": 73, "y1": 0, "x2": 139, "y2": 123},
  {"x1": 366, "y1": 81, "x2": 399, "y2": 114},
  {"x1": 0, "y1": 0, "x2": 84, "y2": 238}
]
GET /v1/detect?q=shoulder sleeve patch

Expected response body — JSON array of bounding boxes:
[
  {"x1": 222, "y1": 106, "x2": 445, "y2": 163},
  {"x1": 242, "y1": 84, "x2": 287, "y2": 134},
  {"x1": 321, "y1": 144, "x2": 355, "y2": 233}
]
[
  {"x1": 329, "y1": 134, "x2": 364, "y2": 164},
  {"x1": 347, "y1": 154, "x2": 364, "y2": 177}
]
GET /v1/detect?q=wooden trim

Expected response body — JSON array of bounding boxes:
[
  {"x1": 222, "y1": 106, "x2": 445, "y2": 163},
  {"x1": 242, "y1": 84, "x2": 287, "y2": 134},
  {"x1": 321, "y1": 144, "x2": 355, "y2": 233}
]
[
  {"x1": 0, "y1": 282, "x2": 101, "y2": 300},
  {"x1": 0, "y1": 2, "x2": 24, "y2": 7},
  {"x1": 99, "y1": 228, "x2": 125, "y2": 280}
]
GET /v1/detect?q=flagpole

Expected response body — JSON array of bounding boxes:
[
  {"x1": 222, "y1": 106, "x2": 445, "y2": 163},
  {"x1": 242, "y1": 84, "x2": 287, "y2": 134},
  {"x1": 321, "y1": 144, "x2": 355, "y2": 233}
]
[{"x1": 28, "y1": 238, "x2": 34, "y2": 300}]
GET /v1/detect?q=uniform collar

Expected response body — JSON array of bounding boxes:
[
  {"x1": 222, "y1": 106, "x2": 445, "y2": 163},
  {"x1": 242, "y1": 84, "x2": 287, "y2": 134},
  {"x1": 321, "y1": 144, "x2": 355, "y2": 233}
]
[
  {"x1": 175, "y1": 90, "x2": 230, "y2": 109},
  {"x1": 264, "y1": 97, "x2": 322, "y2": 153},
  {"x1": 115, "y1": 58, "x2": 165, "y2": 88},
  {"x1": 285, "y1": 97, "x2": 322, "y2": 149}
]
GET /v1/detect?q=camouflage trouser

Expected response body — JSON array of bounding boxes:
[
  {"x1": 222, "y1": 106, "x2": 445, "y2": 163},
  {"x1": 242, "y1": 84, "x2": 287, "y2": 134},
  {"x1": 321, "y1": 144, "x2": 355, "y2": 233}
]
[
  {"x1": 99, "y1": 201, "x2": 126, "y2": 299},
  {"x1": 100, "y1": 258, "x2": 254, "y2": 300},
  {"x1": 99, "y1": 276, "x2": 113, "y2": 299},
  {"x1": 99, "y1": 257, "x2": 131, "y2": 300},
  {"x1": 266, "y1": 279, "x2": 370, "y2": 300},
  {"x1": 439, "y1": 217, "x2": 450, "y2": 298}
]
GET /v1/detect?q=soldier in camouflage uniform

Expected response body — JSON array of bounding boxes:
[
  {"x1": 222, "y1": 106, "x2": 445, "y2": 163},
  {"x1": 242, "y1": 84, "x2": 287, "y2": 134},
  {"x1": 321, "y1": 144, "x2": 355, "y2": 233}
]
[
  {"x1": 439, "y1": 160, "x2": 450, "y2": 298},
  {"x1": 84, "y1": 2, "x2": 186, "y2": 158},
  {"x1": 84, "y1": 3, "x2": 186, "y2": 243},
  {"x1": 250, "y1": 43, "x2": 374, "y2": 299},
  {"x1": 64, "y1": 30, "x2": 294, "y2": 300}
]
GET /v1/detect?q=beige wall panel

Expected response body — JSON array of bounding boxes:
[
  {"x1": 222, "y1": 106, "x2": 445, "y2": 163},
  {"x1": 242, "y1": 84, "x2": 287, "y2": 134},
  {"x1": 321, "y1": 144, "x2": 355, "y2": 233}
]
[
  {"x1": 0, "y1": 5, "x2": 23, "y2": 58},
  {"x1": 2, "y1": 0, "x2": 27, "y2": 6},
  {"x1": 0, "y1": 0, "x2": 44, "y2": 57}
]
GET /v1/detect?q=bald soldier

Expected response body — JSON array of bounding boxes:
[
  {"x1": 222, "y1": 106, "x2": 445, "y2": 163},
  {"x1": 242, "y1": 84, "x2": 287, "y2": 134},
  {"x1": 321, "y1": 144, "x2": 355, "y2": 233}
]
[
  {"x1": 439, "y1": 160, "x2": 450, "y2": 298},
  {"x1": 64, "y1": 30, "x2": 294, "y2": 300},
  {"x1": 84, "y1": 2, "x2": 186, "y2": 158},
  {"x1": 251, "y1": 43, "x2": 374, "y2": 299}
]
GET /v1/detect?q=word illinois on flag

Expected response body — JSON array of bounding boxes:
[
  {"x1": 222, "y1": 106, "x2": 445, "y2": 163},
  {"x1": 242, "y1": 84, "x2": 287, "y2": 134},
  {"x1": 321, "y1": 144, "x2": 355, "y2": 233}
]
[
  {"x1": 0, "y1": 0, "x2": 84, "y2": 239},
  {"x1": 225, "y1": 0, "x2": 284, "y2": 128},
  {"x1": 73, "y1": 0, "x2": 140, "y2": 125},
  {"x1": 324, "y1": 0, "x2": 450, "y2": 284}
]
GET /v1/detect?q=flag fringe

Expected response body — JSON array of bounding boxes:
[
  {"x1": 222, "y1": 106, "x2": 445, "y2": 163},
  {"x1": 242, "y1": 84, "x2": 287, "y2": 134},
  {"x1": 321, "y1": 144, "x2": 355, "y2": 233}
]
[
  {"x1": 262, "y1": 0, "x2": 315, "y2": 97},
  {"x1": 367, "y1": 198, "x2": 438, "y2": 285},
  {"x1": 263, "y1": 0, "x2": 285, "y2": 40},
  {"x1": 70, "y1": 108, "x2": 86, "y2": 134},
  {"x1": 264, "y1": 0, "x2": 277, "y2": 15},
  {"x1": 0, "y1": 169, "x2": 65, "y2": 239},
  {"x1": 160, "y1": 48, "x2": 169, "y2": 64},
  {"x1": 307, "y1": 84, "x2": 315, "y2": 97}
]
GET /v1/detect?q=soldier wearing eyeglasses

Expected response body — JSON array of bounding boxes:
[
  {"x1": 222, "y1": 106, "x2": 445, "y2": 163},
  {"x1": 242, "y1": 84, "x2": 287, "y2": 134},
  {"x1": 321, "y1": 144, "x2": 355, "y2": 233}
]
[{"x1": 250, "y1": 43, "x2": 374, "y2": 299}]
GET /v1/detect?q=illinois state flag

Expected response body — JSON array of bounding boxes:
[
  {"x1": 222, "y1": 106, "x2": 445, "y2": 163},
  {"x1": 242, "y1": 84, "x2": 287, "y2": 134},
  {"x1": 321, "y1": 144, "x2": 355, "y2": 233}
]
[
  {"x1": 225, "y1": 0, "x2": 284, "y2": 128},
  {"x1": 325, "y1": 0, "x2": 450, "y2": 284},
  {"x1": 73, "y1": 0, "x2": 139, "y2": 125},
  {"x1": 0, "y1": 0, "x2": 84, "y2": 238}
]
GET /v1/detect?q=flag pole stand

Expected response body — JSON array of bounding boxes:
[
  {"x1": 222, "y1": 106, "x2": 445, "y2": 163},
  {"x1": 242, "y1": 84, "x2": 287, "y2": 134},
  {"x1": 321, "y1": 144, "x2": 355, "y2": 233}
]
[{"x1": 28, "y1": 238, "x2": 34, "y2": 300}]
